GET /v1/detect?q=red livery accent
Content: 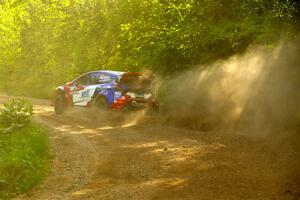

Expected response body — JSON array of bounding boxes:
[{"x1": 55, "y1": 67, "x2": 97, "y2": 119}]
[
  {"x1": 63, "y1": 86, "x2": 73, "y2": 106},
  {"x1": 112, "y1": 95, "x2": 130, "y2": 109}
]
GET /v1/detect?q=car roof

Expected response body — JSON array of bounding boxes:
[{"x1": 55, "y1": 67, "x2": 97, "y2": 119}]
[
  {"x1": 72, "y1": 70, "x2": 125, "y2": 82},
  {"x1": 95, "y1": 70, "x2": 125, "y2": 76}
]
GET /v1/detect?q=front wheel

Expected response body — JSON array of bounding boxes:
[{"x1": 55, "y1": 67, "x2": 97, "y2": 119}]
[{"x1": 54, "y1": 95, "x2": 65, "y2": 114}]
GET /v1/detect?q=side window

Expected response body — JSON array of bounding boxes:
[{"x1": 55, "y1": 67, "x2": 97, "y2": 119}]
[
  {"x1": 73, "y1": 72, "x2": 114, "y2": 86},
  {"x1": 89, "y1": 72, "x2": 101, "y2": 85},
  {"x1": 74, "y1": 74, "x2": 90, "y2": 86},
  {"x1": 99, "y1": 73, "x2": 113, "y2": 84}
]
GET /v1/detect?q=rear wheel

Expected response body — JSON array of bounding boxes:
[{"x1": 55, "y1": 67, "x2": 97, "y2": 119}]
[
  {"x1": 148, "y1": 101, "x2": 159, "y2": 114},
  {"x1": 95, "y1": 96, "x2": 109, "y2": 110},
  {"x1": 54, "y1": 94, "x2": 65, "y2": 114}
]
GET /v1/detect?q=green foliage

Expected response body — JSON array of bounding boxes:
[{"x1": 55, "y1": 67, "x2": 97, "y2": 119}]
[
  {"x1": 0, "y1": 99, "x2": 49, "y2": 199},
  {"x1": 113, "y1": 0, "x2": 297, "y2": 73},
  {"x1": 0, "y1": 0, "x2": 298, "y2": 97},
  {"x1": 0, "y1": 99, "x2": 33, "y2": 131},
  {"x1": 0, "y1": 123, "x2": 50, "y2": 199}
]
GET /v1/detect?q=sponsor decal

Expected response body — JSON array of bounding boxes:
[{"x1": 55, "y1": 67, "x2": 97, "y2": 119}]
[{"x1": 81, "y1": 90, "x2": 90, "y2": 98}]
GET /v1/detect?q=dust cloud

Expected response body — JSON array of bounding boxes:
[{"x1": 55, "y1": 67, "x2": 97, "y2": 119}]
[
  {"x1": 36, "y1": 39, "x2": 300, "y2": 136},
  {"x1": 161, "y1": 40, "x2": 300, "y2": 135}
]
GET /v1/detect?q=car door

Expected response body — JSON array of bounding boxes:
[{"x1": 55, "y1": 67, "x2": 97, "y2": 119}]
[
  {"x1": 96, "y1": 73, "x2": 119, "y2": 104},
  {"x1": 72, "y1": 72, "x2": 99, "y2": 106}
]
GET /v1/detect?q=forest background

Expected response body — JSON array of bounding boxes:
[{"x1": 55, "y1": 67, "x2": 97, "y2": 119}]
[{"x1": 0, "y1": 0, "x2": 299, "y2": 98}]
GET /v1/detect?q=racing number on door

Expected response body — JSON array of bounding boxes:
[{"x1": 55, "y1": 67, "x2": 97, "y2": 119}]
[{"x1": 81, "y1": 89, "x2": 90, "y2": 98}]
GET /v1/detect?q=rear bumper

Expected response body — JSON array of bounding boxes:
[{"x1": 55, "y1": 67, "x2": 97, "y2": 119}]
[
  {"x1": 126, "y1": 100, "x2": 149, "y2": 110},
  {"x1": 112, "y1": 97, "x2": 158, "y2": 110}
]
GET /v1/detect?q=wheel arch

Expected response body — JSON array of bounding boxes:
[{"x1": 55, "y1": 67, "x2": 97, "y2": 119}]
[{"x1": 93, "y1": 88, "x2": 114, "y2": 105}]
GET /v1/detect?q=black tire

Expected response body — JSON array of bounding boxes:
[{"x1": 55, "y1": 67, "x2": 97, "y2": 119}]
[
  {"x1": 151, "y1": 101, "x2": 159, "y2": 112},
  {"x1": 147, "y1": 102, "x2": 159, "y2": 114},
  {"x1": 54, "y1": 94, "x2": 65, "y2": 114},
  {"x1": 95, "y1": 96, "x2": 109, "y2": 110}
]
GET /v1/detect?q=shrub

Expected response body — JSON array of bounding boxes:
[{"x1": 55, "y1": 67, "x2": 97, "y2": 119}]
[
  {"x1": 0, "y1": 99, "x2": 33, "y2": 132},
  {"x1": 0, "y1": 123, "x2": 50, "y2": 199},
  {"x1": 0, "y1": 99, "x2": 50, "y2": 199}
]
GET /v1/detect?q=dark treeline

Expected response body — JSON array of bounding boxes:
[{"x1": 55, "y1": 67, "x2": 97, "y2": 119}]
[{"x1": 0, "y1": 0, "x2": 299, "y2": 97}]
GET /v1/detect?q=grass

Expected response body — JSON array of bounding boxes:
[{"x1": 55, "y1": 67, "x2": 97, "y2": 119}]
[{"x1": 0, "y1": 122, "x2": 50, "y2": 200}]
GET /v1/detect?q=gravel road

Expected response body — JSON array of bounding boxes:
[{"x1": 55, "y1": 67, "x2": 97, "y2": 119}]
[{"x1": 7, "y1": 96, "x2": 299, "y2": 200}]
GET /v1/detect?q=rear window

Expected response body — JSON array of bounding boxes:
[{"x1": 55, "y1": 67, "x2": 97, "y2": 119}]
[{"x1": 118, "y1": 73, "x2": 155, "y2": 92}]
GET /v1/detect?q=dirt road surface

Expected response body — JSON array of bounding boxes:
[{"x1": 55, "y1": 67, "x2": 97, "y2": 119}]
[{"x1": 2, "y1": 96, "x2": 298, "y2": 200}]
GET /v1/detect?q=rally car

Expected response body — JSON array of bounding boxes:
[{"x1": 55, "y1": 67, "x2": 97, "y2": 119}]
[{"x1": 52, "y1": 70, "x2": 159, "y2": 114}]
